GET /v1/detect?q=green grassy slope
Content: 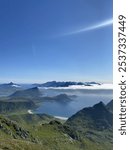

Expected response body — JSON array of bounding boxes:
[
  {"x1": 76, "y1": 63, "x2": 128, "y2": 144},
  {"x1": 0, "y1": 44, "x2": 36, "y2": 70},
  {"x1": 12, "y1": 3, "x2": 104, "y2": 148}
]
[
  {"x1": 0, "y1": 100, "x2": 36, "y2": 114},
  {"x1": 0, "y1": 100, "x2": 113, "y2": 150}
]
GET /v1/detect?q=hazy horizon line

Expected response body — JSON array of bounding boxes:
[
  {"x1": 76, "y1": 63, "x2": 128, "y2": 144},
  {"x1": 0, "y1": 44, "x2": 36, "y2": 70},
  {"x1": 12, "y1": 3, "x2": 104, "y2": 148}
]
[{"x1": 0, "y1": 80, "x2": 113, "y2": 84}]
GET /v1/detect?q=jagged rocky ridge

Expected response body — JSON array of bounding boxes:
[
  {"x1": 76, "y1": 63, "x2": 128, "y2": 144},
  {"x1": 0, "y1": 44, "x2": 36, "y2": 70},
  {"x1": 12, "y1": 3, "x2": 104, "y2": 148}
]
[
  {"x1": 0, "y1": 115, "x2": 37, "y2": 142},
  {"x1": 66, "y1": 101, "x2": 113, "y2": 131},
  {"x1": 0, "y1": 100, "x2": 113, "y2": 150},
  {"x1": 33, "y1": 81, "x2": 100, "y2": 87}
]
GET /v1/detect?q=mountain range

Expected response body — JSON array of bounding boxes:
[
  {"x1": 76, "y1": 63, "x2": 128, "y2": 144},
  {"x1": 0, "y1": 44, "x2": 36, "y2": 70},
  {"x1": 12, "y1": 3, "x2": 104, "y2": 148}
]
[
  {"x1": 0, "y1": 100, "x2": 113, "y2": 150},
  {"x1": 0, "y1": 81, "x2": 111, "y2": 97},
  {"x1": 0, "y1": 82, "x2": 21, "y2": 88},
  {"x1": 33, "y1": 81, "x2": 101, "y2": 87},
  {"x1": 9, "y1": 87, "x2": 75, "y2": 103},
  {"x1": 66, "y1": 101, "x2": 113, "y2": 131},
  {"x1": 0, "y1": 81, "x2": 113, "y2": 149},
  {"x1": 0, "y1": 100, "x2": 36, "y2": 113},
  {"x1": 0, "y1": 82, "x2": 22, "y2": 96}
]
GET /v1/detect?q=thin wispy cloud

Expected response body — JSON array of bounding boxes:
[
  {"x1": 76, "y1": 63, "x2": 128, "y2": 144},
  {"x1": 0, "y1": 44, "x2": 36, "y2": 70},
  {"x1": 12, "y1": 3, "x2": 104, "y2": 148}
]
[{"x1": 63, "y1": 18, "x2": 113, "y2": 36}]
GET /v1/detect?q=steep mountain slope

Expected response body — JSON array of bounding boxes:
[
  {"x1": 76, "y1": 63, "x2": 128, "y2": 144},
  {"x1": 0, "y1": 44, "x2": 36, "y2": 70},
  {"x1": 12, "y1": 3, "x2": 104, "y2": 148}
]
[
  {"x1": 106, "y1": 100, "x2": 113, "y2": 113},
  {"x1": 0, "y1": 115, "x2": 36, "y2": 141},
  {"x1": 0, "y1": 100, "x2": 113, "y2": 150},
  {"x1": 0, "y1": 115, "x2": 84, "y2": 150},
  {"x1": 65, "y1": 101, "x2": 113, "y2": 150},
  {"x1": 66, "y1": 101, "x2": 112, "y2": 131},
  {"x1": 0, "y1": 100, "x2": 36, "y2": 113},
  {"x1": 0, "y1": 82, "x2": 22, "y2": 96},
  {"x1": 10, "y1": 87, "x2": 42, "y2": 98}
]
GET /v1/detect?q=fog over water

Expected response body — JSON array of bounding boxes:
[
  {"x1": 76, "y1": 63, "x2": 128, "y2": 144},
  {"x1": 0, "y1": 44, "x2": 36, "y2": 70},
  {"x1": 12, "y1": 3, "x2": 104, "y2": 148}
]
[{"x1": 34, "y1": 89, "x2": 113, "y2": 117}]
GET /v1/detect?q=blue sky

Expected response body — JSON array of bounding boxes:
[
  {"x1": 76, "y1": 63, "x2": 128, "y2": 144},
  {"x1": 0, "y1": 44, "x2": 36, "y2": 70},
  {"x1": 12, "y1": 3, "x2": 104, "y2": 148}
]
[{"x1": 0, "y1": 0, "x2": 113, "y2": 83}]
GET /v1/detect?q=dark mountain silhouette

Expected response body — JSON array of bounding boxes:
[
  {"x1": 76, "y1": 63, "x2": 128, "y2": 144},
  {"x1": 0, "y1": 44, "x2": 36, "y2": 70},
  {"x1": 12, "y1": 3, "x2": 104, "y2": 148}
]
[
  {"x1": 43, "y1": 94, "x2": 72, "y2": 102},
  {"x1": 66, "y1": 101, "x2": 113, "y2": 131},
  {"x1": 34, "y1": 81, "x2": 100, "y2": 87},
  {"x1": 0, "y1": 82, "x2": 20, "y2": 87},
  {"x1": 0, "y1": 82, "x2": 22, "y2": 96},
  {"x1": 106, "y1": 100, "x2": 113, "y2": 113},
  {"x1": 10, "y1": 87, "x2": 42, "y2": 99},
  {"x1": 0, "y1": 100, "x2": 113, "y2": 150},
  {"x1": 0, "y1": 100, "x2": 36, "y2": 113}
]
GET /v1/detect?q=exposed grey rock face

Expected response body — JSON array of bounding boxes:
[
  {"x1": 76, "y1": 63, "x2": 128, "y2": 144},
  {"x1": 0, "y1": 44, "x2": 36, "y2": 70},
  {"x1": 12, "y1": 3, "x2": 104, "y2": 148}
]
[{"x1": 0, "y1": 115, "x2": 37, "y2": 142}]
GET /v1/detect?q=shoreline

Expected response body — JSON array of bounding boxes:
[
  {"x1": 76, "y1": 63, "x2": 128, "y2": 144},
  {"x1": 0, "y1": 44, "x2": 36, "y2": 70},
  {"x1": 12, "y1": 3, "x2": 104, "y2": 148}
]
[
  {"x1": 28, "y1": 109, "x2": 33, "y2": 114},
  {"x1": 54, "y1": 116, "x2": 68, "y2": 120}
]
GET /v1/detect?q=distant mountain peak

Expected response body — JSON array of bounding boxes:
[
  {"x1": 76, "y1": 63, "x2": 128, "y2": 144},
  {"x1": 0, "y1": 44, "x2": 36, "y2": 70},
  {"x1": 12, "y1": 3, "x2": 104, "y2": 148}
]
[
  {"x1": 5, "y1": 82, "x2": 20, "y2": 87},
  {"x1": 8, "y1": 82, "x2": 14, "y2": 85},
  {"x1": 93, "y1": 101, "x2": 106, "y2": 109},
  {"x1": 10, "y1": 87, "x2": 42, "y2": 98},
  {"x1": 37, "y1": 81, "x2": 101, "y2": 88},
  {"x1": 54, "y1": 94, "x2": 72, "y2": 101}
]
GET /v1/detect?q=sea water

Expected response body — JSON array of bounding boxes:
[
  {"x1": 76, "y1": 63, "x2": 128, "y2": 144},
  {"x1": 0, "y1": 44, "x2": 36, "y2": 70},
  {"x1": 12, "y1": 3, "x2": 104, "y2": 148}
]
[{"x1": 34, "y1": 89, "x2": 113, "y2": 118}]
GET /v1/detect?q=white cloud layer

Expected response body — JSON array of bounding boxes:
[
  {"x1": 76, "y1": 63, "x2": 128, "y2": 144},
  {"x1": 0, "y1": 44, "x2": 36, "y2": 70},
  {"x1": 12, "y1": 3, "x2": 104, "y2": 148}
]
[
  {"x1": 64, "y1": 18, "x2": 113, "y2": 35},
  {"x1": 38, "y1": 83, "x2": 113, "y2": 90}
]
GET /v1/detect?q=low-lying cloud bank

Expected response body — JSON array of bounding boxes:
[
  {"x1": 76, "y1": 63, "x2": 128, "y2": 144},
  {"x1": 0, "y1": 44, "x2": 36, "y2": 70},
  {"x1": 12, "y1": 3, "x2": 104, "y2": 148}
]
[{"x1": 38, "y1": 84, "x2": 113, "y2": 90}]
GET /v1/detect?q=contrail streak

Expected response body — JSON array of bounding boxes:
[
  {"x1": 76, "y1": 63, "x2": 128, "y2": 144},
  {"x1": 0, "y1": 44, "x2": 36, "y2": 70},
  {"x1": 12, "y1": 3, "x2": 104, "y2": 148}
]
[{"x1": 64, "y1": 18, "x2": 113, "y2": 35}]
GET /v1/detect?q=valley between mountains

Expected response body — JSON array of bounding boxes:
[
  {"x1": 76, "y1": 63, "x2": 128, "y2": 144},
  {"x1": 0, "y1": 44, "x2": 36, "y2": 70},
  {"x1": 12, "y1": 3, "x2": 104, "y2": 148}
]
[{"x1": 0, "y1": 82, "x2": 113, "y2": 150}]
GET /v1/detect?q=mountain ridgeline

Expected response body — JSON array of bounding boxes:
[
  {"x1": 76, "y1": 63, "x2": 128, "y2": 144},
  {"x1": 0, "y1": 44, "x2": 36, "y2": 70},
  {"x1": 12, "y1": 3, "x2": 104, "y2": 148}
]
[
  {"x1": 0, "y1": 81, "x2": 103, "y2": 97},
  {"x1": 0, "y1": 100, "x2": 113, "y2": 150},
  {"x1": 33, "y1": 81, "x2": 101, "y2": 87},
  {"x1": 0, "y1": 82, "x2": 112, "y2": 150},
  {"x1": 0, "y1": 87, "x2": 41, "y2": 114},
  {"x1": 0, "y1": 100, "x2": 36, "y2": 113},
  {"x1": 0, "y1": 115, "x2": 36, "y2": 142},
  {"x1": 42, "y1": 94, "x2": 73, "y2": 103},
  {"x1": 10, "y1": 87, "x2": 42, "y2": 98},
  {"x1": 106, "y1": 99, "x2": 113, "y2": 113},
  {"x1": 66, "y1": 101, "x2": 113, "y2": 131},
  {"x1": 0, "y1": 89, "x2": 74, "y2": 114},
  {"x1": 0, "y1": 82, "x2": 22, "y2": 96}
]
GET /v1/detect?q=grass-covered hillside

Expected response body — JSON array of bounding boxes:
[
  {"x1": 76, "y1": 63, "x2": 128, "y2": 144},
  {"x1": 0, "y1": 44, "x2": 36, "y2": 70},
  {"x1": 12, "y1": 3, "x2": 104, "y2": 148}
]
[
  {"x1": 0, "y1": 100, "x2": 113, "y2": 150},
  {"x1": 0, "y1": 100, "x2": 36, "y2": 114}
]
